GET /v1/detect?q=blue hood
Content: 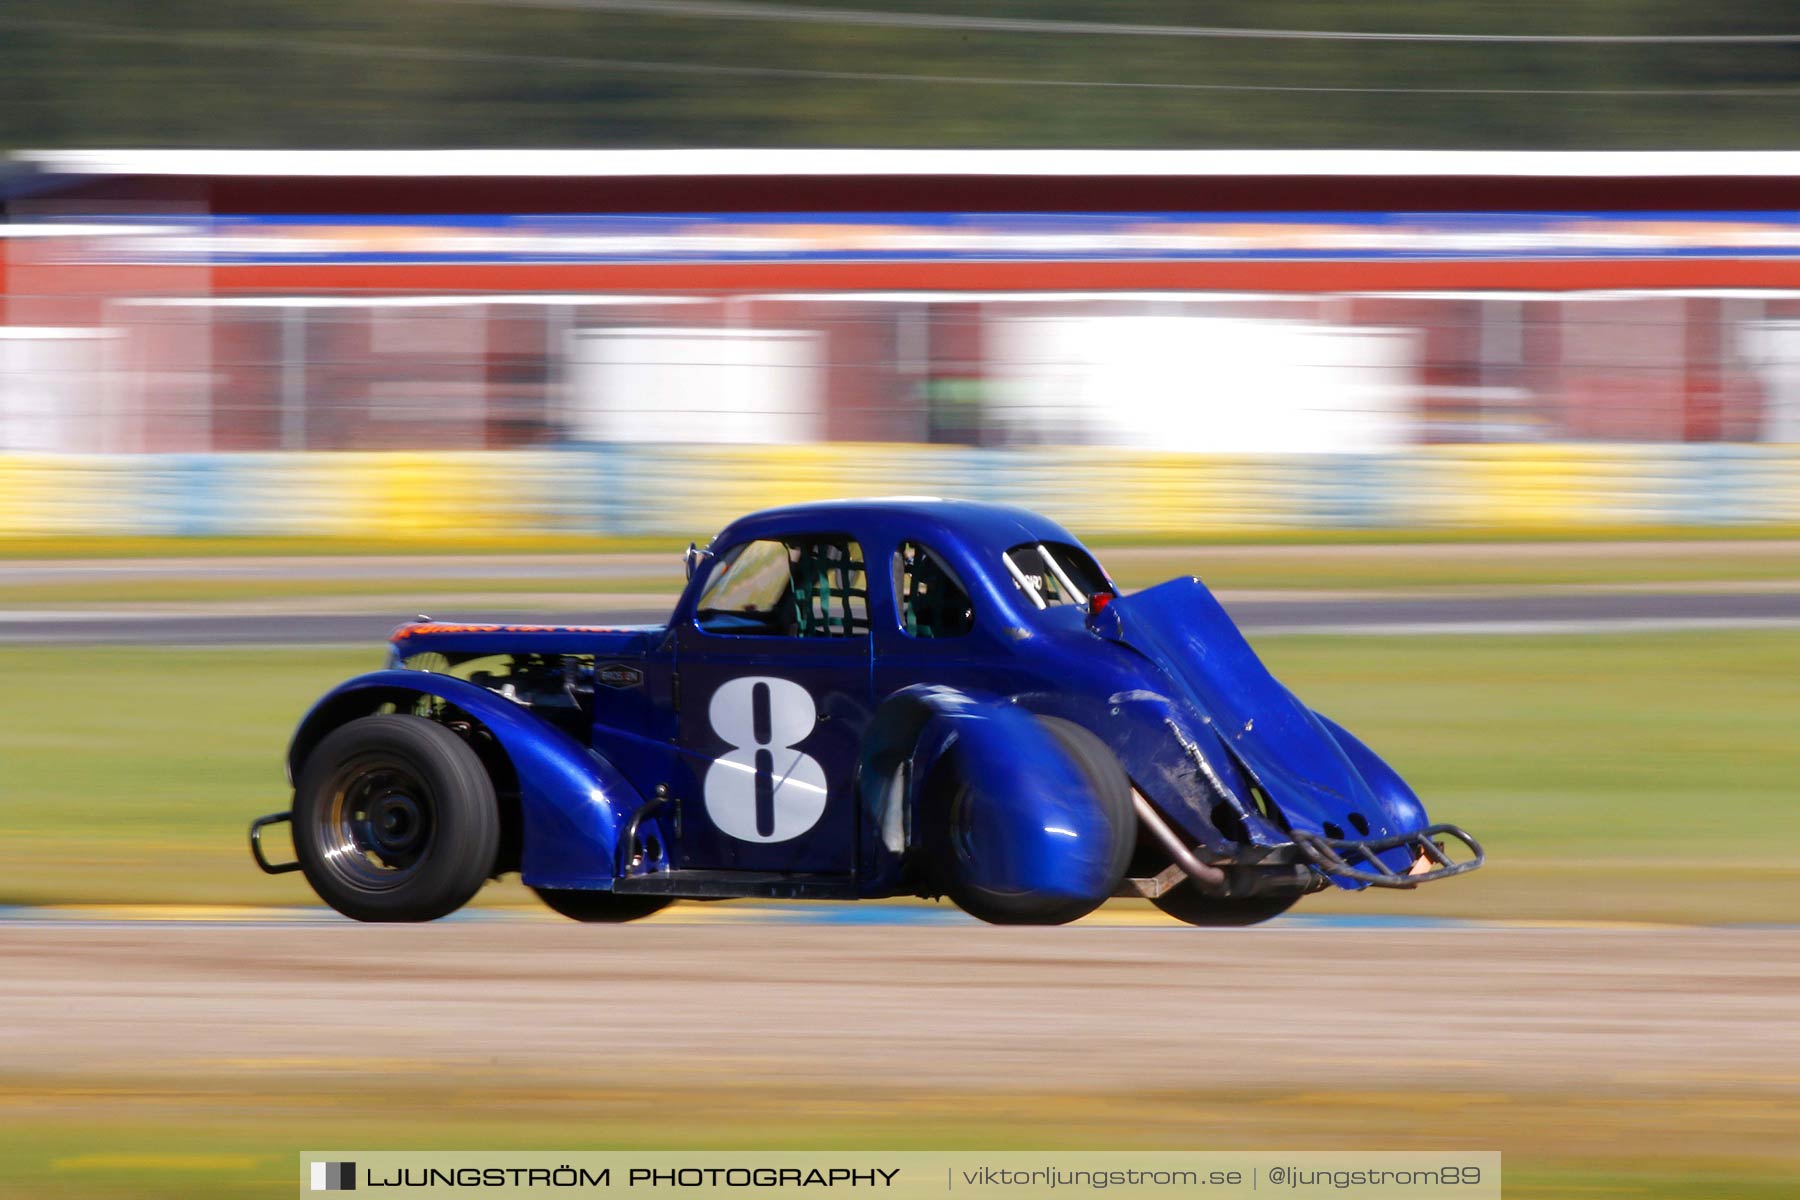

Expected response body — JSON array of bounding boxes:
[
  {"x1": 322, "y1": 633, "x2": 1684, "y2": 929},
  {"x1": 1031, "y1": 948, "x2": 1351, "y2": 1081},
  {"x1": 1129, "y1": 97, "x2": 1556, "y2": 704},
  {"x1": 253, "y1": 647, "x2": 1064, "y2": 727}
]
[
  {"x1": 1089, "y1": 577, "x2": 1420, "y2": 853},
  {"x1": 389, "y1": 621, "x2": 665, "y2": 661}
]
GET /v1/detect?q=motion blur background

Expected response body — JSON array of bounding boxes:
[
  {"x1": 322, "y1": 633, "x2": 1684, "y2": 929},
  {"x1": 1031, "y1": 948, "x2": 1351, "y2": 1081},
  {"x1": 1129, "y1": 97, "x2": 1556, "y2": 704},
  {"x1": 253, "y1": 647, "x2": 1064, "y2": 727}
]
[
  {"x1": 1, "y1": 3, "x2": 1800, "y2": 537},
  {"x1": 2, "y1": 5, "x2": 1799, "y2": 1200},
  {"x1": 9, "y1": 147, "x2": 1800, "y2": 536}
]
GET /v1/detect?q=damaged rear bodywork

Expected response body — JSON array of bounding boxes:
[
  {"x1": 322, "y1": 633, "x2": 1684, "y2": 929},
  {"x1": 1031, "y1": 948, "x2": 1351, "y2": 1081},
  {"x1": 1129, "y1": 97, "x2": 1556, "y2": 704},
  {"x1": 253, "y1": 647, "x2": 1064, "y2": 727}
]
[{"x1": 1087, "y1": 577, "x2": 1483, "y2": 895}]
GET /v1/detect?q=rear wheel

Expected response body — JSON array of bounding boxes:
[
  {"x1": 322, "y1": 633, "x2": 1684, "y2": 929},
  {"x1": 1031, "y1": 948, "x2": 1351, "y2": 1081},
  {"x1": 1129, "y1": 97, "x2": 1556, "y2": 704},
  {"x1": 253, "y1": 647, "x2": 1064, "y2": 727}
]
[
  {"x1": 927, "y1": 716, "x2": 1135, "y2": 926},
  {"x1": 532, "y1": 889, "x2": 672, "y2": 923},
  {"x1": 293, "y1": 714, "x2": 499, "y2": 922},
  {"x1": 1152, "y1": 885, "x2": 1300, "y2": 927}
]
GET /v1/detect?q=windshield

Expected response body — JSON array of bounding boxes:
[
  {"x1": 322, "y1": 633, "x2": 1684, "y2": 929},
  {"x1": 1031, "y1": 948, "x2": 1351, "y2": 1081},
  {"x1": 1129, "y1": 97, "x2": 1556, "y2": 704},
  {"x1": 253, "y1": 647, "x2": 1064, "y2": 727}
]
[{"x1": 1001, "y1": 542, "x2": 1110, "y2": 610}]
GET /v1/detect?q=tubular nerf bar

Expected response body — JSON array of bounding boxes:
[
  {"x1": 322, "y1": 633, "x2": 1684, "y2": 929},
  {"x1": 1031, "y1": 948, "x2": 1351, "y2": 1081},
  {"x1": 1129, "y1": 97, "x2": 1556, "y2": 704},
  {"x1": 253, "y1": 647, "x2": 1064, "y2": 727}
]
[
  {"x1": 1291, "y1": 823, "x2": 1485, "y2": 888},
  {"x1": 249, "y1": 811, "x2": 302, "y2": 875}
]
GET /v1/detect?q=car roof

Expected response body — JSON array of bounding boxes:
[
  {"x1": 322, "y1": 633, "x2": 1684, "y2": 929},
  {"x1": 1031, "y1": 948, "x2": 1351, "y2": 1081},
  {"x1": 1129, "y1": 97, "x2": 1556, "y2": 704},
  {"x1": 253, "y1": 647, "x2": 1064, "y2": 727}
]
[{"x1": 713, "y1": 497, "x2": 1082, "y2": 553}]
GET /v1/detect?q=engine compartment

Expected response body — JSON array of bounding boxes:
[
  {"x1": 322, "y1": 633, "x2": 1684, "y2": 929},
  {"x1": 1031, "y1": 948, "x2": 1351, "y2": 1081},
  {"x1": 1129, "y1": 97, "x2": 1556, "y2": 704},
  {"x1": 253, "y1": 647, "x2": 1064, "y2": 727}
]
[{"x1": 403, "y1": 651, "x2": 596, "y2": 737}]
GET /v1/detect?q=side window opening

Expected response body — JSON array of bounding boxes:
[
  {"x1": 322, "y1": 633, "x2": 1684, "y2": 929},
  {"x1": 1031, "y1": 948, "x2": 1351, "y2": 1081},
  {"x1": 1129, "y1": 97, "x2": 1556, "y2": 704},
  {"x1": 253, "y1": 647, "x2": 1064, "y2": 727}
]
[
  {"x1": 790, "y1": 538, "x2": 868, "y2": 637},
  {"x1": 1003, "y1": 542, "x2": 1110, "y2": 610},
  {"x1": 894, "y1": 541, "x2": 975, "y2": 638},
  {"x1": 696, "y1": 535, "x2": 868, "y2": 638}
]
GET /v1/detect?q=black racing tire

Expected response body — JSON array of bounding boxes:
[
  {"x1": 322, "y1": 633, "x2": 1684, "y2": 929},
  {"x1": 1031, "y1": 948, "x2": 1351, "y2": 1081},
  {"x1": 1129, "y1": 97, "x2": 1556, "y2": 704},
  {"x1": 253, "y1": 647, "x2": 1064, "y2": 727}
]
[
  {"x1": 293, "y1": 714, "x2": 500, "y2": 923},
  {"x1": 926, "y1": 715, "x2": 1135, "y2": 926},
  {"x1": 532, "y1": 889, "x2": 672, "y2": 923},
  {"x1": 1152, "y1": 885, "x2": 1301, "y2": 927}
]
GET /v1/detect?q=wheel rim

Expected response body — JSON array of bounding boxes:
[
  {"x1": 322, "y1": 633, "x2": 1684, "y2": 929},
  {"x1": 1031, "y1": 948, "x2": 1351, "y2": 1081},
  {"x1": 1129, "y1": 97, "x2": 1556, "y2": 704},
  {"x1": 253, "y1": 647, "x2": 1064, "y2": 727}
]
[
  {"x1": 949, "y1": 786, "x2": 980, "y2": 868},
  {"x1": 318, "y1": 754, "x2": 436, "y2": 892}
]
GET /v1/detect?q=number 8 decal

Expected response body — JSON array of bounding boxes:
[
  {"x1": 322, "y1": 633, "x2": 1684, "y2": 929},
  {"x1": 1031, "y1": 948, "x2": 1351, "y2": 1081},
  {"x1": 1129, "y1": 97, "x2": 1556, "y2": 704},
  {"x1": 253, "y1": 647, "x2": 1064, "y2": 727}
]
[{"x1": 703, "y1": 676, "x2": 829, "y2": 843}]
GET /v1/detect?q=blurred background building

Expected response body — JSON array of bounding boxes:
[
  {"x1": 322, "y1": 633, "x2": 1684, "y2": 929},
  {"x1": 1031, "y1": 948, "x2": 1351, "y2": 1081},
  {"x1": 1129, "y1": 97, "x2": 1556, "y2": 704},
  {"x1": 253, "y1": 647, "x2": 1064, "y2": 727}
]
[
  {"x1": 4, "y1": 2, "x2": 1799, "y2": 539},
  {"x1": 6, "y1": 148, "x2": 1800, "y2": 537},
  {"x1": 4, "y1": 152, "x2": 1800, "y2": 538}
]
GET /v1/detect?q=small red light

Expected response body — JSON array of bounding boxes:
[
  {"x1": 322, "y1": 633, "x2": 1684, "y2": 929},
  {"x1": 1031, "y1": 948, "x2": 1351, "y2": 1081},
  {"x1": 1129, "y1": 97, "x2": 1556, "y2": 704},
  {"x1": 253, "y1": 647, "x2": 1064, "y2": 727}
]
[{"x1": 1086, "y1": 591, "x2": 1114, "y2": 617}]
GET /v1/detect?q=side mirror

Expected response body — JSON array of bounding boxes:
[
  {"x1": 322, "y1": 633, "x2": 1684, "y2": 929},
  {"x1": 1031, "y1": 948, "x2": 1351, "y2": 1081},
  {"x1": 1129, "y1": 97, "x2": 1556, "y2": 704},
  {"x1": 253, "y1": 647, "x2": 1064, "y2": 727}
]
[{"x1": 684, "y1": 542, "x2": 703, "y2": 581}]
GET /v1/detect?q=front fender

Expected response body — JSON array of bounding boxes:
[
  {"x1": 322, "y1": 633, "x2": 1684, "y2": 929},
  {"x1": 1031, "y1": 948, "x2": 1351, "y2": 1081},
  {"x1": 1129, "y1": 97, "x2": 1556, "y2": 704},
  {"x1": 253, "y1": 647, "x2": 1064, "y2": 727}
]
[
  {"x1": 858, "y1": 684, "x2": 1118, "y2": 903},
  {"x1": 288, "y1": 670, "x2": 647, "y2": 889}
]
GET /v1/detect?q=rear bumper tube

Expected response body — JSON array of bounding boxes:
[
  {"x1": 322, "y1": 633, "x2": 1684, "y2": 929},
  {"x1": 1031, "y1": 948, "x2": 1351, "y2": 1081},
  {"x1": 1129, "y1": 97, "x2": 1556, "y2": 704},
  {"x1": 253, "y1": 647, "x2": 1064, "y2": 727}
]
[
  {"x1": 1130, "y1": 792, "x2": 1482, "y2": 897},
  {"x1": 1292, "y1": 823, "x2": 1485, "y2": 888}
]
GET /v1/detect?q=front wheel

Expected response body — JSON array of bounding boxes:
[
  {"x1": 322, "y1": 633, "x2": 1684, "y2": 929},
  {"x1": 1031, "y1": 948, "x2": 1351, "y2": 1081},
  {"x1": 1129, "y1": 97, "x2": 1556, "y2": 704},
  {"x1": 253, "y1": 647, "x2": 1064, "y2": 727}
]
[
  {"x1": 1152, "y1": 884, "x2": 1300, "y2": 927},
  {"x1": 293, "y1": 714, "x2": 500, "y2": 922},
  {"x1": 532, "y1": 888, "x2": 672, "y2": 923}
]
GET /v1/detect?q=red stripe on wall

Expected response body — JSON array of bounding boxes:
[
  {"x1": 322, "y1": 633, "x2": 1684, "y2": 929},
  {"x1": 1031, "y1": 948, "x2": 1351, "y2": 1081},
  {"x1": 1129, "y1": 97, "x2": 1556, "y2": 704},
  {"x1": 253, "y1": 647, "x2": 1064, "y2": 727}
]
[{"x1": 209, "y1": 257, "x2": 1800, "y2": 294}]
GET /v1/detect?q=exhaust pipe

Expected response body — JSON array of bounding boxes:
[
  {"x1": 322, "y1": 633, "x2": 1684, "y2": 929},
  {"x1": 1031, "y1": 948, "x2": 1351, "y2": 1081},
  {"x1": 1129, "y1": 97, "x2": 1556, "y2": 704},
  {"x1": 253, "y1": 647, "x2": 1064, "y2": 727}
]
[{"x1": 1131, "y1": 791, "x2": 1229, "y2": 892}]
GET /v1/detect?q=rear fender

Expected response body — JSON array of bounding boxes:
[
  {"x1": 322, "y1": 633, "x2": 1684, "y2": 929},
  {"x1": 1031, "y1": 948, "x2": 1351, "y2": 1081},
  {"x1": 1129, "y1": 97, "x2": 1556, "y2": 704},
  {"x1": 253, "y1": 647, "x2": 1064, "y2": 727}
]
[
  {"x1": 288, "y1": 670, "x2": 649, "y2": 889},
  {"x1": 857, "y1": 684, "x2": 1118, "y2": 902},
  {"x1": 1072, "y1": 685, "x2": 1264, "y2": 857},
  {"x1": 1313, "y1": 712, "x2": 1429, "y2": 835}
]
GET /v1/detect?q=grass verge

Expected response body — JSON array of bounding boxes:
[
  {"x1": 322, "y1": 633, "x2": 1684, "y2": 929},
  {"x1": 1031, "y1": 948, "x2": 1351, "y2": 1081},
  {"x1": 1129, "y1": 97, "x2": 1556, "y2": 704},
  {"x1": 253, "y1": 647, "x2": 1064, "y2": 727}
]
[
  {"x1": 1, "y1": 631, "x2": 1796, "y2": 920},
  {"x1": 1, "y1": 1079, "x2": 1793, "y2": 1200},
  {"x1": 7, "y1": 525, "x2": 1800, "y2": 560},
  {"x1": 7, "y1": 541, "x2": 1800, "y2": 606}
]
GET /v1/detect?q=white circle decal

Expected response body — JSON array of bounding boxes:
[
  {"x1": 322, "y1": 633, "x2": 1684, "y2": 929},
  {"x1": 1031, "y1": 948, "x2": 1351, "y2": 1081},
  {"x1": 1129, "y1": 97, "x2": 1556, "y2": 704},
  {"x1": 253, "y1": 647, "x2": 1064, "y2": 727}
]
[{"x1": 703, "y1": 676, "x2": 829, "y2": 843}]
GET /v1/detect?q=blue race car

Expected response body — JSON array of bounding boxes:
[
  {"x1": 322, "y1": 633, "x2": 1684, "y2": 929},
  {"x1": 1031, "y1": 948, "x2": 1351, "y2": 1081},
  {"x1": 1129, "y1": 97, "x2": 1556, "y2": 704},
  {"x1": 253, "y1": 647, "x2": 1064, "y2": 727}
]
[{"x1": 251, "y1": 499, "x2": 1482, "y2": 925}]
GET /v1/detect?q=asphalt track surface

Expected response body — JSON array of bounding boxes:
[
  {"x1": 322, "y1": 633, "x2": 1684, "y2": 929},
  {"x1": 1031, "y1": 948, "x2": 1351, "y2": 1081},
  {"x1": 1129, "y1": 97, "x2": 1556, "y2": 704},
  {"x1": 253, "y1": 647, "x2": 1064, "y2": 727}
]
[
  {"x1": 3, "y1": 590, "x2": 1798, "y2": 643},
  {"x1": 3, "y1": 911, "x2": 1797, "y2": 1098}
]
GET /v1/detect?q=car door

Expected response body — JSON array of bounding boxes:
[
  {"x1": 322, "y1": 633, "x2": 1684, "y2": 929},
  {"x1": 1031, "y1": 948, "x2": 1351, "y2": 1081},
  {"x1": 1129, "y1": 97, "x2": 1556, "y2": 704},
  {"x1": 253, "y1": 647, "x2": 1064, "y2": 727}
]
[{"x1": 671, "y1": 533, "x2": 872, "y2": 875}]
